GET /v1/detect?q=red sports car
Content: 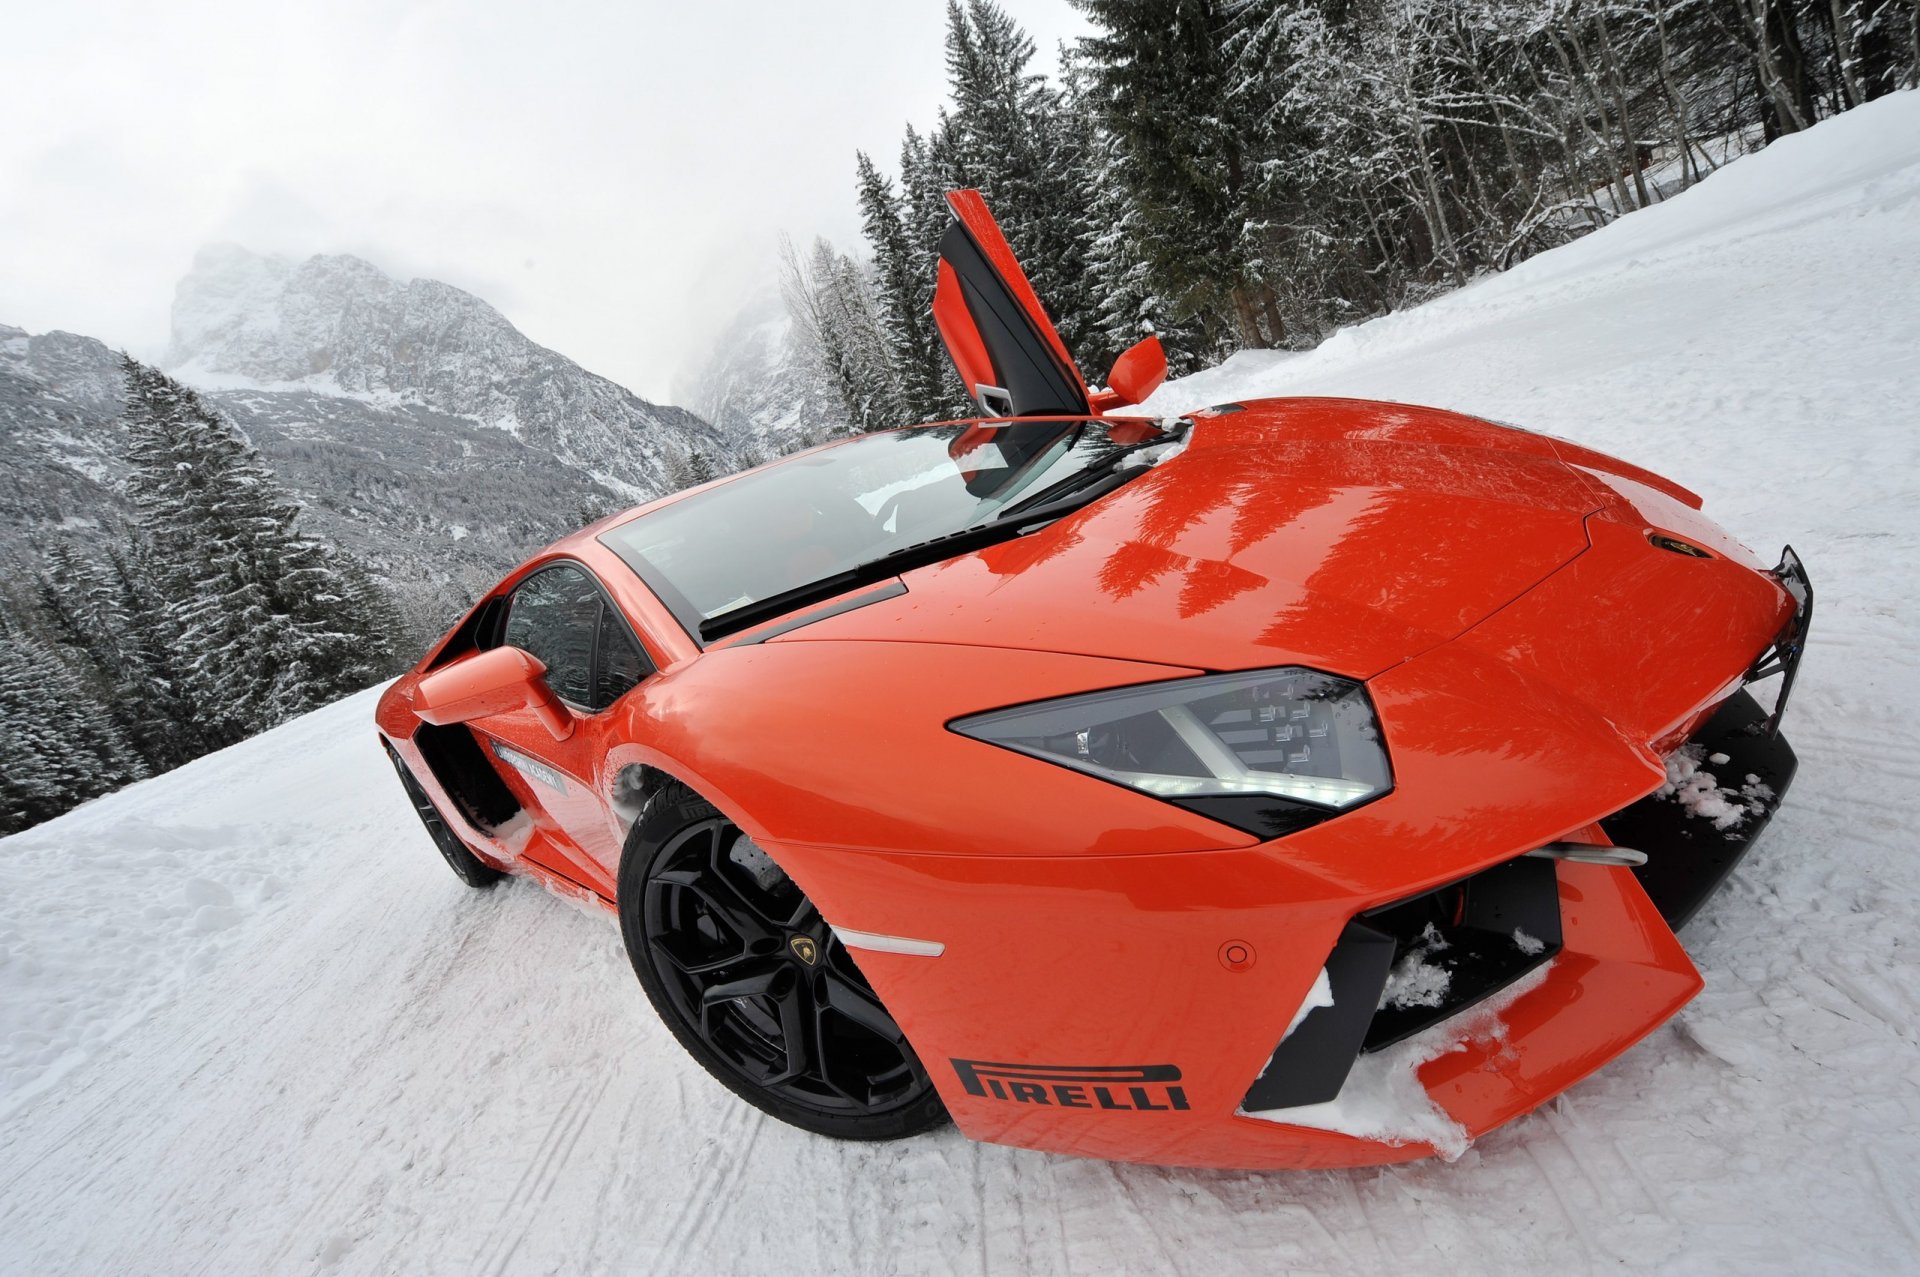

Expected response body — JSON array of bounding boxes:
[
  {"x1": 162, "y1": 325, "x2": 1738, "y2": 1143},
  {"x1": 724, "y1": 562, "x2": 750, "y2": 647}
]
[{"x1": 374, "y1": 192, "x2": 1811, "y2": 1168}]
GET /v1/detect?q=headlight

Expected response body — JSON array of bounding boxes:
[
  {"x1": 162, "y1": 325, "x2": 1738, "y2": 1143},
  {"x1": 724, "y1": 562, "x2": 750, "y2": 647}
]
[{"x1": 950, "y1": 668, "x2": 1392, "y2": 837}]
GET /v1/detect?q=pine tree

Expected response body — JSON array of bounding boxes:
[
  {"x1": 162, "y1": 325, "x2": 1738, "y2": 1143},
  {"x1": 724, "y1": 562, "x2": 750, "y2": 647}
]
[
  {"x1": 1222, "y1": 0, "x2": 1444, "y2": 329},
  {"x1": 107, "y1": 537, "x2": 213, "y2": 764},
  {"x1": 898, "y1": 124, "x2": 977, "y2": 419},
  {"x1": 941, "y1": 1, "x2": 1104, "y2": 365},
  {"x1": 856, "y1": 153, "x2": 952, "y2": 421},
  {"x1": 32, "y1": 537, "x2": 200, "y2": 770},
  {"x1": 663, "y1": 448, "x2": 720, "y2": 490},
  {"x1": 1071, "y1": 67, "x2": 1221, "y2": 373},
  {"x1": 778, "y1": 238, "x2": 907, "y2": 431},
  {"x1": 120, "y1": 356, "x2": 400, "y2": 737},
  {"x1": 839, "y1": 0, "x2": 1111, "y2": 409},
  {"x1": 1072, "y1": 0, "x2": 1285, "y2": 349},
  {"x1": 0, "y1": 611, "x2": 147, "y2": 836},
  {"x1": 35, "y1": 539, "x2": 125, "y2": 682}
]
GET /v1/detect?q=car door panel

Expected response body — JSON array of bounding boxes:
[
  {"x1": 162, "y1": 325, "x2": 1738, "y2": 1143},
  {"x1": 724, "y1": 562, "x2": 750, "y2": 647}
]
[
  {"x1": 472, "y1": 561, "x2": 654, "y2": 892},
  {"x1": 933, "y1": 189, "x2": 1091, "y2": 417},
  {"x1": 474, "y1": 708, "x2": 615, "y2": 893}
]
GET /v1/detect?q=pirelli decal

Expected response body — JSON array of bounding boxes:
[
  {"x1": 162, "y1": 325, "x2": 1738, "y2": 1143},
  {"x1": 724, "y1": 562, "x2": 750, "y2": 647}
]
[{"x1": 951, "y1": 1059, "x2": 1189, "y2": 1112}]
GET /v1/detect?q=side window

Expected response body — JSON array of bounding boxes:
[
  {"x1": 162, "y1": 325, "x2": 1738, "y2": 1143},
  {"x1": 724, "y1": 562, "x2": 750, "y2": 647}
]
[
  {"x1": 503, "y1": 566, "x2": 599, "y2": 707},
  {"x1": 595, "y1": 605, "x2": 651, "y2": 709},
  {"x1": 502, "y1": 563, "x2": 655, "y2": 712}
]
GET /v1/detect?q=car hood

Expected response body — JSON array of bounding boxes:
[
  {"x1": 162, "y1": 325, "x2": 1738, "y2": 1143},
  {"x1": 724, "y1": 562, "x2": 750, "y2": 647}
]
[{"x1": 771, "y1": 399, "x2": 1616, "y2": 677}]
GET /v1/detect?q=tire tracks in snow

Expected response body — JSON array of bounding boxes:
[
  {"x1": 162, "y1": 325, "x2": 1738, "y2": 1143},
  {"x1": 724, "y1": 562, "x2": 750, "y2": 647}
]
[
  {"x1": 472, "y1": 1071, "x2": 614, "y2": 1277},
  {"x1": 646, "y1": 1102, "x2": 766, "y2": 1274}
]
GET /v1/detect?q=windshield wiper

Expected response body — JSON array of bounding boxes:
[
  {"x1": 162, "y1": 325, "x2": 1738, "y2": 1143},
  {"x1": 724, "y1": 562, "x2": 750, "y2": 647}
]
[{"x1": 698, "y1": 469, "x2": 1146, "y2": 644}]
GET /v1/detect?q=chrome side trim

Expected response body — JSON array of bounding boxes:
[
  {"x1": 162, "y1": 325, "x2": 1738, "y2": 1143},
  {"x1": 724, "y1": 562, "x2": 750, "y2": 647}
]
[
  {"x1": 1526, "y1": 841, "x2": 1648, "y2": 867},
  {"x1": 831, "y1": 926, "x2": 946, "y2": 958}
]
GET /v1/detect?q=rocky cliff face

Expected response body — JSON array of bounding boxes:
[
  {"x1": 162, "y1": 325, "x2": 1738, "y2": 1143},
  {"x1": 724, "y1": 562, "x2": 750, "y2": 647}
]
[
  {"x1": 0, "y1": 326, "x2": 135, "y2": 569},
  {"x1": 2, "y1": 321, "x2": 642, "y2": 642},
  {"x1": 169, "y1": 245, "x2": 721, "y2": 495}
]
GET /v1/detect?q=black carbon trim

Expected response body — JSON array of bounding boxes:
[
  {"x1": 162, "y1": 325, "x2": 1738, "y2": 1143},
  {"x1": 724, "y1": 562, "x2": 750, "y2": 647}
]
[
  {"x1": 718, "y1": 579, "x2": 908, "y2": 647},
  {"x1": 1751, "y1": 545, "x2": 1812, "y2": 736},
  {"x1": 1171, "y1": 794, "x2": 1334, "y2": 838},
  {"x1": 1239, "y1": 920, "x2": 1395, "y2": 1111},
  {"x1": 1604, "y1": 688, "x2": 1798, "y2": 931},
  {"x1": 1242, "y1": 853, "x2": 1565, "y2": 1113},
  {"x1": 938, "y1": 220, "x2": 1089, "y2": 417},
  {"x1": 1359, "y1": 854, "x2": 1562, "y2": 1051},
  {"x1": 411, "y1": 721, "x2": 520, "y2": 833}
]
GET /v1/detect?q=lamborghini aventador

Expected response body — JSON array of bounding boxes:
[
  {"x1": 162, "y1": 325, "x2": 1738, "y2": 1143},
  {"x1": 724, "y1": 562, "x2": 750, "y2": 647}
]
[{"x1": 374, "y1": 190, "x2": 1811, "y2": 1168}]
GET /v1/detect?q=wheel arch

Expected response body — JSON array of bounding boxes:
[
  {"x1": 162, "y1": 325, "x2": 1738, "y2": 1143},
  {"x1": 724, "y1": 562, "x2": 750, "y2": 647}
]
[{"x1": 602, "y1": 749, "x2": 828, "y2": 910}]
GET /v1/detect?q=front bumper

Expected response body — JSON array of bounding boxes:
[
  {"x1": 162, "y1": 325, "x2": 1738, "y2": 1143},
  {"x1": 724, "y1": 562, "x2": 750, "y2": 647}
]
[
  {"x1": 770, "y1": 690, "x2": 1795, "y2": 1170},
  {"x1": 1230, "y1": 690, "x2": 1795, "y2": 1159}
]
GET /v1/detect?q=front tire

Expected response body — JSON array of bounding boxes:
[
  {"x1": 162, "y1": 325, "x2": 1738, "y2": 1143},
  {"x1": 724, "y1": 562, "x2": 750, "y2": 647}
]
[{"x1": 617, "y1": 782, "x2": 948, "y2": 1140}]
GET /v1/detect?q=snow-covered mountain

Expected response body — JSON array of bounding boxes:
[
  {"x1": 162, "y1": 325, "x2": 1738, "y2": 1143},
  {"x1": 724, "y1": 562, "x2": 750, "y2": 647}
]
[
  {"x1": 2, "y1": 250, "x2": 730, "y2": 642},
  {"x1": 1, "y1": 323, "x2": 131, "y2": 499},
  {"x1": 0, "y1": 325, "x2": 143, "y2": 586},
  {"x1": 679, "y1": 286, "x2": 846, "y2": 458},
  {"x1": 3, "y1": 91, "x2": 1917, "y2": 1275},
  {"x1": 169, "y1": 245, "x2": 720, "y2": 494}
]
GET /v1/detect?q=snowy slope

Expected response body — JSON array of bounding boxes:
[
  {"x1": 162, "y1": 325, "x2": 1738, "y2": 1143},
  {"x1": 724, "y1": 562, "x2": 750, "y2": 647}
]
[{"x1": 5, "y1": 92, "x2": 1920, "y2": 1276}]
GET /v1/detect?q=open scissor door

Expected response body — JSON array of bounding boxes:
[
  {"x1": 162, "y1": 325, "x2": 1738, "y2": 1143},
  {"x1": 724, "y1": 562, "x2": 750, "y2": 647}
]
[{"x1": 933, "y1": 189, "x2": 1091, "y2": 417}]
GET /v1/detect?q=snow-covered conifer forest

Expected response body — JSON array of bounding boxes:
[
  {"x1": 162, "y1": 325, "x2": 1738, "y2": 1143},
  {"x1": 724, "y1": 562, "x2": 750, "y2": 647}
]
[{"x1": 791, "y1": 0, "x2": 1920, "y2": 426}]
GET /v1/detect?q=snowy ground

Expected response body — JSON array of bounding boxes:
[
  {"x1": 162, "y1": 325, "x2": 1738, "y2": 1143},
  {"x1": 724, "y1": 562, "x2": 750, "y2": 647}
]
[{"x1": 6, "y1": 92, "x2": 1920, "y2": 1276}]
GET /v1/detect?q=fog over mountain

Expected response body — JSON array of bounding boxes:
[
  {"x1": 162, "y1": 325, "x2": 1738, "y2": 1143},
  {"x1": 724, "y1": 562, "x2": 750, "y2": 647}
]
[{"x1": 679, "y1": 286, "x2": 844, "y2": 459}]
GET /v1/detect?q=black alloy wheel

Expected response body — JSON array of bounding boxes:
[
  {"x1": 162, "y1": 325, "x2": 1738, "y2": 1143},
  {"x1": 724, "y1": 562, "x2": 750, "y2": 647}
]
[
  {"x1": 385, "y1": 744, "x2": 504, "y2": 888},
  {"x1": 618, "y1": 783, "x2": 948, "y2": 1139}
]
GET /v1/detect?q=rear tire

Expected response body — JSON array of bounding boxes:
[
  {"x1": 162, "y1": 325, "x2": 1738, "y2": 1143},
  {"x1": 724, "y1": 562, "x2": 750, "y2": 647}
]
[
  {"x1": 617, "y1": 782, "x2": 948, "y2": 1140},
  {"x1": 385, "y1": 743, "x2": 504, "y2": 889}
]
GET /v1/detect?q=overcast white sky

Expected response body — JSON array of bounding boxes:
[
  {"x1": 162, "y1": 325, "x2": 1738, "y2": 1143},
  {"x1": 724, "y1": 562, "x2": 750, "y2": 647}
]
[{"x1": 0, "y1": 0, "x2": 1091, "y2": 403}]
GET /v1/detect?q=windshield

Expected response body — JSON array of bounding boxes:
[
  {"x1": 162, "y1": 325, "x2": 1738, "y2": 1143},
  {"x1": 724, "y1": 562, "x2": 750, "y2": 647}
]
[{"x1": 599, "y1": 418, "x2": 1172, "y2": 641}]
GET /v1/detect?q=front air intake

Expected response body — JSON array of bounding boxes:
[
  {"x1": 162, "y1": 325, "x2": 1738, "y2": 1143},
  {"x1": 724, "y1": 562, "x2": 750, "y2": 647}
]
[
  {"x1": 1241, "y1": 855, "x2": 1562, "y2": 1112},
  {"x1": 1358, "y1": 855, "x2": 1562, "y2": 1050}
]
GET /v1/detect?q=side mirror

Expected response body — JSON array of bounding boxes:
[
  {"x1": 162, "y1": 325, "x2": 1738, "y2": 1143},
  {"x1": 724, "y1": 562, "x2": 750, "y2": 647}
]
[
  {"x1": 1088, "y1": 335, "x2": 1167, "y2": 412},
  {"x1": 414, "y1": 646, "x2": 573, "y2": 741}
]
